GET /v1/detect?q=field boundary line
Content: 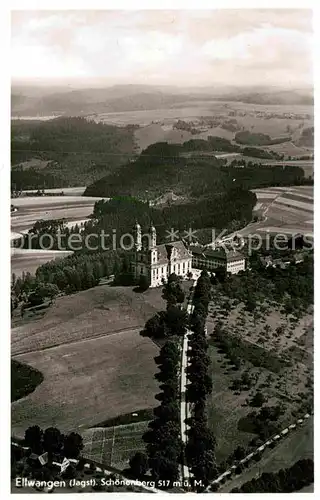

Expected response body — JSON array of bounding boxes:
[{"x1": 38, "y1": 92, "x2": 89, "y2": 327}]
[
  {"x1": 110, "y1": 426, "x2": 116, "y2": 467},
  {"x1": 12, "y1": 326, "x2": 143, "y2": 357}
]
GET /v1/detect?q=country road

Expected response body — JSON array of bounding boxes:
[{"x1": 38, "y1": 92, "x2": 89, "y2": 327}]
[{"x1": 180, "y1": 272, "x2": 200, "y2": 483}]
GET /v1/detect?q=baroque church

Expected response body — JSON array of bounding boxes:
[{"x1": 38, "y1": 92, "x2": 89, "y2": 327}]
[{"x1": 131, "y1": 222, "x2": 193, "y2": 288}]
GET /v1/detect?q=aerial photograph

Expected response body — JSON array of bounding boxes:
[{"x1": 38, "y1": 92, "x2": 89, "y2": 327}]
[{"x1": 10, "y1": 7, "x2": 313, "y2": 494}]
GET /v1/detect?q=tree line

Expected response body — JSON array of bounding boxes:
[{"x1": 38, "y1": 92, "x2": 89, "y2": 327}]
[
  {"x1": 11, "y1": 250, "x2": 121, "y2": 315},
  {"x1": 23, "y1": 425, "x2": 84, "y2": 459},
  {"x1": 231, "y1": 459, "x2": 314, "y2": 493},
  {"x1": 186, "y1": 271, "x2": 217, "y2": 489},
  {"x1": 142, "y1": 338, "x2": 182, "y2": 486},
  {"x1": 134, "y1": 275, "x2": 189, "y2": 487}
]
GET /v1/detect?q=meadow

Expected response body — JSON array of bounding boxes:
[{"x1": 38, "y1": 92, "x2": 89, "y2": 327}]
[
  {"x1": 11, "y1": 284, "x2": 166, "y2": 437},
  {"x1": 11, "y1": 248, "x2": 73, "y2": 277},
  {"x1": 87, "y1": 100, "x2": 313, "y2": 153},
  {"x1": 11, "y1": 195, "x2": 104, "y2": 233},
  {"x1": 224, "y1": 186, "x2": 314, "y2": 242},
  {"x1": 21, "y1": 186, "x2": 87, "y2": 196}
]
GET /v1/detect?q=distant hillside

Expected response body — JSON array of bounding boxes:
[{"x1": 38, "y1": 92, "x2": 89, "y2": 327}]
[
  {"x1": 216, "y1": 89, "x2": 313, "y2": 106},
  {"x1": 11, "y1": 86, "x2": 201, "y2": 116},
  {"x1": 11, "y1": 117, "x2": 135, "y2": 188},
  {"x1": 11, "y1": 84, "x2": 313, "y2": 117}
]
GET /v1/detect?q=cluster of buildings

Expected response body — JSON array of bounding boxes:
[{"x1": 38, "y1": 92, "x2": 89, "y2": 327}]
[
  {"x1": 259, "y1": 252, "x2": 305, "y2": 269},
  {"x1": 131, "y1": 222, "x2": 246, "y2": 288}
]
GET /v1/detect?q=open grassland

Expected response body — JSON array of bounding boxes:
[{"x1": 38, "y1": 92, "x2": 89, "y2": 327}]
[
  {"x1": 11, "y1": 285, "x2": 165, "y2": 355},
  {"x1": 11, "y1": 329, "x2": 159, "y2": 437},
  {"x1": 11, "y1": 195, "x2": 108, "y2": 233},
  {"x1": 82, "y1": 421, "x2": 149, "y2": 470},
  {"x1": 228, "y1": 186, "x2": 313, "y2": 241},
  {"x1": 263, "y1": 141, "x2": 313, "y2": 157},
  {"x1": 219, "y1": 419, "x2": 313, "y2": 492},
  {"x1": 13, "y1": 158, "x2": 50, "y2": 170},
  {"x1": 11, "y1": 284, "x2": 167, "y2": 436},
  {"x1": 11, "y1": 248, "x2": 73, "y2": 277},
  {"x1": 21, "y1": 186, "x2": 87, "y2": 196},
  {"x1": 12, "y1": 195, "x2": 104, "y2": 208},
  {"x1": 87, "y1": 100, "x2": 313, "y2": 152},
  {"x1": 134, "y1": 123, "x2": 234, "y2": 151}
]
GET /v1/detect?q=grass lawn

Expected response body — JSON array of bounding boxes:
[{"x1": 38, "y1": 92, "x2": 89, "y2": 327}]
[
  {"x1": 11, "y1": 284, "x2": 169, "y2": 436},
  {"x1": 11, "y1": 284, "x2": 166, "y2": 355},
  {"x1": 219, "y1": 418, "x2": 313, "y2": 492},
  {"x1": 11, "y1": 328, "x2": 159, "y2": 437}
]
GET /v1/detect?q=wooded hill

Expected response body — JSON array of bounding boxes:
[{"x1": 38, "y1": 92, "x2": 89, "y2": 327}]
[
  {"x1": 84, "y1": 139, "x2": 307, "y2": 199},
  {"x1": 11, "y1": 117, "x2": 136, "y2": 188}
]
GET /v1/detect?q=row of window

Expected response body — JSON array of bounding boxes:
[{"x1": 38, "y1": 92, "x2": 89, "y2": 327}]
[
  {"x1": 193, "y1": 257, "x2": 244, "y2": 267},
  {"x1": 151, "y1": 260, "x2": 191, "y2": 278}
]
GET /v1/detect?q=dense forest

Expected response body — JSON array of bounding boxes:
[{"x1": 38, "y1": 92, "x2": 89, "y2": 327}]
[
  {"x1": 84, "y1": 139, "x2": 307, "y2": 199},
  {"x1": 11, "y1": 117, "x2": 136, "y2": 188},
  {"x1": 81, "y1": 191, "x2": 256, "y2": 248}
]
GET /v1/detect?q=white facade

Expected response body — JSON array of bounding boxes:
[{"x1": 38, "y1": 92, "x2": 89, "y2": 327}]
[
  {"x1": 191, "y1": 246, "x2": 246, "y2": 275},
  {"x1": 132, "y1": 223, "x2": 192, "y2": 288}
]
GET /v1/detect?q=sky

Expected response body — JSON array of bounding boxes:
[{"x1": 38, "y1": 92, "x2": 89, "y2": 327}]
[{"x1": 11, "y1": 9, "x2": 313, "y2": 88}]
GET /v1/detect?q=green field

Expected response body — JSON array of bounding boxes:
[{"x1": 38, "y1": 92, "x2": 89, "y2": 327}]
[{"x1": 11, "y1": 284, "x2": 166, "y2": 436}]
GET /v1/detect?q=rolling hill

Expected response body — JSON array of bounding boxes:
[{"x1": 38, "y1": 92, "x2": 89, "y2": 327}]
[
  {"x1": 11, "y1": 84, "x2": 313, "y2": 117},
  {"x1": 11, "y1": 117, "x2": 136, "y2": 188}
]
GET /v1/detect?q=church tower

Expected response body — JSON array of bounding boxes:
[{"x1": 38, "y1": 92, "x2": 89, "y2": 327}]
[
  {"x1": 133, "y1": 221, "x2": 142, "y2": 251},
  {"x1": 149, "y1": 222, "x2": 157, "y2": 249},
  {"x1": 149, "y1": 222, "x2": 158, "y2": 266}
]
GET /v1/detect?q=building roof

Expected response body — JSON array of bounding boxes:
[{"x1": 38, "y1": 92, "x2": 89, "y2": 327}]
[
  {"x1": 189, "y1": 245, "x2": 245, "y2": 262},
  {"x1": 150, "y1": 240, "x2": 191, "y2": 265}
]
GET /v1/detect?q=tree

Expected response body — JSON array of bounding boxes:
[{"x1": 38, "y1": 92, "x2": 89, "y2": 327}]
[
  {"x1": 129, "y1": 451, "x2": 149, "y2": 477},
  {"x1": 165, "y1": 306, "x2": 188, "y2": 337},
  {"x1": 141, "y1": 312, "x2": 165, "y2": 339},
  {"x1": 214, "y1": 266, "x2": 227, "y2": 283},
  {"x1": 63, "y1": 432, "x2": 84, "y2": 458},
  {"x1": 24, "y1": 425, "x2": 43, "y2": 454},
  {"x1": 233, "y1": 445, "x2": 246, "y2": 462},
  {"x1": 138, "y1": 274, "x2": 149, "y2": 292},
  {"x1": 35, "y1": 283, "x2": 59, "y2": 302},
  {"x1": 250, "y1": 391, "x2": 266, "y2": 407},
  {"x1": 27, "y1": 290, "x2": 44, "y2": 307},
  {"x1": 43, "y1": 427, "x2": 64, "y2": 456},
  {"x1": 150, "y1": 452, "x2": 180, "y2": 484},
  {"x1": 162, "y1": 274, "x2": 185, "y2": 307}
]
